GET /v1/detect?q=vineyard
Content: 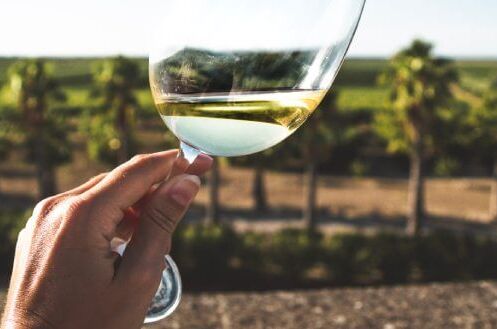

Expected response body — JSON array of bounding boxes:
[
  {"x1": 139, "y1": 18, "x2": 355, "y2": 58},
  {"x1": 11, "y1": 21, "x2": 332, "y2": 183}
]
[{"x1": 1, "y1": 43, "x2": 497, "y2": 288}]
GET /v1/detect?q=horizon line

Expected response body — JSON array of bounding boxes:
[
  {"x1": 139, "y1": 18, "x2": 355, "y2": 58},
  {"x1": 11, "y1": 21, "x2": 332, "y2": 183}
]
[{"x1": 1, "y1": 54, "x2": 496, "y2": 61}]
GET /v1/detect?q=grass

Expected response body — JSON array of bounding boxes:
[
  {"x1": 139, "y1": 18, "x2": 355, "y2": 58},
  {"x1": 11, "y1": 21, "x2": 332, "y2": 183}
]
[
  {"x1": 63, "y1": 87, "x2": 93, "y2": 107},
  {"x1": 455, "y1": 60, "x2": 497, "y2": 94},
  {"x1": 135, "y1": 88, "x2": 154, "y2": 108},
  {"x1": 0, "y1": 57, "x2": 496, "y2": 107},
  {"x1": 335, "y1": 58, "x2": 388, "y2": 87},
  {"x1": 336, "y1": 86, "x2": 389, "y2": 110}
]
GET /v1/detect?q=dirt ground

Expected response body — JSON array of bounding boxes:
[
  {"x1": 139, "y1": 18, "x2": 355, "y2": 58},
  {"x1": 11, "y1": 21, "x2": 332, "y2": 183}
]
[
  {"x1": 2, "y1": 281, "x2": 497, "y2": 328},
  {"x1": 145, "y1": 281, "x2": 497, "y2": 329},
  {"x1": 1, "y1": 154, "x2": 494, "y2": 234}
]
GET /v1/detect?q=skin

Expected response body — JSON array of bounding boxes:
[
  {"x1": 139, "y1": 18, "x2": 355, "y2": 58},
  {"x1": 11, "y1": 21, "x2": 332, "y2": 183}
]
[{"x1": 1, "y1": 150, "x2": 213, "y2": 329}]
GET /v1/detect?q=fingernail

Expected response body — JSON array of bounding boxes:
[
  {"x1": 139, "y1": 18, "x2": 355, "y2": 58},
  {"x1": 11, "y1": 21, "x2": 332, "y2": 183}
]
[
  {"x1": 174, "y1": 157, "x2": 190, "y2": 170},
  {"x1": 197, "y1": 153, "x2": 213, "y2": 163},
  {"x1": 170, "y1": 175, "x2": 201, "y2": 206}
]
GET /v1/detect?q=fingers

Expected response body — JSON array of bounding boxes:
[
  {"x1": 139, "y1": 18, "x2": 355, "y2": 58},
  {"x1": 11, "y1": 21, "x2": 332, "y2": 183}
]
[
  {"x1": 169, "y1": 153, "x2": 213, "y2": 178},
  {"x1": 30, "y1": 173, "x2": 108, "y2": 223},
  {"x1": 112, "y1": 151, "x2": 211, "y2": 243},
  {"x1": 114, "y1": 209, "x2": 139, "y2": 242},
  {"x1": 168, "y1": 156, "x2": 190, "y2": 179},
  {"x1": 115, "y1": 174, "x2": 200, "y2": 285},
  {"x1": 112, "y1": 151, "x2": 212, "y2": 246},
  {"x1": 186, "y1": 153, "x2": 214, "y2": 176},
  {"x1": 81, "y1": 151, "x2": 179, "y2": 228},
  {"x1": 61, "y1": 173, "x2": 108, "y2": 197},
  {"x1": 81, "y1": 150, "x2": 211, "y2": 234}
]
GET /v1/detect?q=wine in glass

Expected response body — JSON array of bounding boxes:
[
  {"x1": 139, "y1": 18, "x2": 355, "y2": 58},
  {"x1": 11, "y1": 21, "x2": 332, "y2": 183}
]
[{"x1": 145, "y1": 0, "x2": 366, "y2": 323}]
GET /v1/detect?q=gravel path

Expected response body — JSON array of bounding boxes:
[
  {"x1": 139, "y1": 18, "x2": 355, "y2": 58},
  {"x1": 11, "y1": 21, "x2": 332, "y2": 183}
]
[
  {"x1": 2, "y1": 282, "x2": 497, "y2": 328},
  {"x1": 147, "y1": 282, "x2": 497, "y2": 329}
]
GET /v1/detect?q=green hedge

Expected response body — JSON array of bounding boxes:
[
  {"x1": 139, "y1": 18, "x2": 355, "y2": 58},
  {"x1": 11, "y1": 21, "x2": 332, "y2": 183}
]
[
  {"x1": 0, "y1": 210, "x2": 29, "y2": 275},
  {"x1": 171, "y1": 225, "x2": 497, "y2": 290},
  {"x1": 2, "y1": 218, "x2": 497, "y2": 289}
]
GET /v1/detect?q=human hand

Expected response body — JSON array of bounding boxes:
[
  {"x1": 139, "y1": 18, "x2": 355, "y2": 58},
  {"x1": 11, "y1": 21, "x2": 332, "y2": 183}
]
[{"x1": 1, "y1": 150, "x2": 212, "y2": 329}]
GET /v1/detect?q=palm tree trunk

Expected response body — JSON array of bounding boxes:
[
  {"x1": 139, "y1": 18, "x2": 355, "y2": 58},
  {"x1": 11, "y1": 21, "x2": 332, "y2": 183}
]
[
  {"x1": 406, "y1": 140, "x2": 424, "y2": 236},
  {"x1": 253, "y1": 163, "x2": 267, "y2": 213},
  {"x1": 490, "y1": 157, "x2": 497, "y2": 222},
  {"x1": 205, "y1": 157, "x2": 220, "y2": 224},
  {"x1": 304, "y1": 161, "x2": 318, "y2": 232},
  {"x1": 35, "y1": 131, "x2": 56, "y2": 200},
  {"x1": 116, "y1": 103, "x2": 130, "y2": 164}
]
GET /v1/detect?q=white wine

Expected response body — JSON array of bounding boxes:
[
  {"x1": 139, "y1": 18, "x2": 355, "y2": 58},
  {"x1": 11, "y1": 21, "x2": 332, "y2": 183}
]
[
  {"x1": 157, "y1": 90, "x2": 325, "y2": 156},
  {"x1": 156, "y1": 90, "x2": 325, "y2": 157}
]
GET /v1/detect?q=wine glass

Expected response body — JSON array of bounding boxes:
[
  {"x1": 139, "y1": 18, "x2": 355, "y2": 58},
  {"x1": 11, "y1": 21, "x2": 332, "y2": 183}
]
[{"x1": 145, "y1": 0, "x2": 366, "y2": 323}]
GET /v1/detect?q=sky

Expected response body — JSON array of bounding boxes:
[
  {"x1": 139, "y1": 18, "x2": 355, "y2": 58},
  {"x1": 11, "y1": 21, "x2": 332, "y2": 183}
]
[{"x1": 0, "y1": 0, "x2": 496, "y2": 58}]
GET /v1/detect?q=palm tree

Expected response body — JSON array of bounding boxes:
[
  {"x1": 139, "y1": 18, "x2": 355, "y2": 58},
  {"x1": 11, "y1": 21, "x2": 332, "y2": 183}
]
[
  {"x1": 253, "y1": 158, "x2": 268, "y2": 213},
  {"x1": 375, "y1": 40, "x2": 458, "y2": 235},
  {"x1": 469, "y1": 80, "x2": 497, "y2": 221},
  {"x1": 490, "y1": 158, "x2": 497, "y2": 218},
  {"x1": 205, "y1": 157, "x2": 220, "y2": 224},
  {"x1": 238, "y1": 150, "x2": 274, "y2": 213},
  {"x1": 0, "y1": 107, "x2": 13, "y2": 198},
  {"x1": 6, "y1": 60, "x2": 70, "y2": 199},
  {"x1": 296, "y1": 90, "x2": 340, "y2": 232},
  {"x1": 0, "y1": 108, "x2": 12, "y2": 161},
  {"x1": 85, "y1": 56, "x2": 141, "y2": 164}
]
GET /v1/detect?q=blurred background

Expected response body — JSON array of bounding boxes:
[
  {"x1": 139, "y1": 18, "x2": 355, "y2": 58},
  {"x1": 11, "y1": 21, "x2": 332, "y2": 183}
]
[{"x1": 1, "y1": 0, "x2": 497, "y2": 328}]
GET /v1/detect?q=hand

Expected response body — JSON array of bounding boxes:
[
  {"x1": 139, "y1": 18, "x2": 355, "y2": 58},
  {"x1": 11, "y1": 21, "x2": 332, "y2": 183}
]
[{"x1": 1, "y1": 150, "x2": 212, "y2": 329}]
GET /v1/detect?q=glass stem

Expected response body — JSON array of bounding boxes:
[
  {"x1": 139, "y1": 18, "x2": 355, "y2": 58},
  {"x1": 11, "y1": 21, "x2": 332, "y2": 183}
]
[{"x1": 178, "y1": 141, "x2": 202, "y2": 164}]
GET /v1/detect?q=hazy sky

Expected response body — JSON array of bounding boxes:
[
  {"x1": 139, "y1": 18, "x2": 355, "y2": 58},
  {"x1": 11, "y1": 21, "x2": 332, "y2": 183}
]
[{"x1": 1, "y1": 0, "x2": 496, "y2": 58}]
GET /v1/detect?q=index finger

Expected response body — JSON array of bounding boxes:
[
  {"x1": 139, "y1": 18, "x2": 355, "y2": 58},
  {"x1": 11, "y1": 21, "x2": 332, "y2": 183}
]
[{"x1": 83, "y1": 150, "x2": 178, "y2": 216}]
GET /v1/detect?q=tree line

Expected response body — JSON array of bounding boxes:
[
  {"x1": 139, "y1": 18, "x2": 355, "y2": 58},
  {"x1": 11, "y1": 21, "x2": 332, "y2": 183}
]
[{"x1": 0, "y1": 40, "x2": 496, "y2": 237}]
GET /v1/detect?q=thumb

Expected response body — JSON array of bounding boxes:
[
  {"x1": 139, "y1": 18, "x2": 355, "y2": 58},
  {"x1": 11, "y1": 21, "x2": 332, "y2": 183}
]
[{"x1": 115, "y1": 174, "x2": 200, "y2": 286}]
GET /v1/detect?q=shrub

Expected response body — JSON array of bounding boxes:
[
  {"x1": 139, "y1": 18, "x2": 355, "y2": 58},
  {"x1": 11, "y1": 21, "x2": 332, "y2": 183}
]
[
  {"x1": 414, "y1": 231, "x2": 471, "y2": 281},
  {"x1": 3, "y1": 219, "x2": 497, "y2": 289},
  {"x1": 433, "y1": 157, "x2": 460, "y2": 177},
  {"x1": 467, "y1": 238, "x2": 497, "y2": 279},
  {"x1": 266, "y1": 229, "x2": 323, "y2": 281},
  {"x1": 349, "y1": 160, "x2": 370, "y2": 177},
  {"x1": 0, "y1": 210, "x2": 29, "y2": 274},
  {"x1": 323, "y1": 234, "x2": 375, "y2": 285},
  {"x1": 238, "y1": 231, "x2": 267, "y2": 274},
  {"x1": 171, "y1": 224, "x2": 239, "y2": 282},
  {"x1": 370, "y1": 233, "x2": 414, "y2": 283}
]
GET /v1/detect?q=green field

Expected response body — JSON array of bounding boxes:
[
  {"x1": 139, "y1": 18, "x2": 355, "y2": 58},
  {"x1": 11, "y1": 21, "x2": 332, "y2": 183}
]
[
  {"x1": 336, "y1": 86, "x2": 389, "y2": 110},
  {"x1": 0, "y1": 56, "x2": 493, "y2": 105},
  {"x1": 1, "y1": 57, "x2": 495, "y2": 113},
  {"x1": 455, "y1": 61, "x2": 497, "y2": 94}
]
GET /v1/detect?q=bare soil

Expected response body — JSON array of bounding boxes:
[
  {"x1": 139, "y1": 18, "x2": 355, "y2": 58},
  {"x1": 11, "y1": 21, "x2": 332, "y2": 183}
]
[
  {"x1": 145, "y1": 281, "x2": 497, "y2": 329},
  {"x1": 1, "y1": 156, "x2": 494, "y2": 234},
  {"x1": 2, "y1": 281, "x2": 497, "y2": 328}
]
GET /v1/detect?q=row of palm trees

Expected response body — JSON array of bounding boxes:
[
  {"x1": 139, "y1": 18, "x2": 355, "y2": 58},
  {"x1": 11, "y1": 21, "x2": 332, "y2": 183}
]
[
  {"x1": 209, "y1": 40, "x2": 497, "y2": 236},
  {"x1": 1, "y1": 40, "x2": 496, "y2": 237}
]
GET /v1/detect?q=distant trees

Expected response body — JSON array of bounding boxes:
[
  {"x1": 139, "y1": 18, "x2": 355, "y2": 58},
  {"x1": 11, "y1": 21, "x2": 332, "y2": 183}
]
[
  {"x1": 81, "y1": 56, "x2": 141, "y2": 165},
  {"x1": 375, "y1": 40, "x2": 458, "y2": 235},
  {"x1": 4, "y1": 44, "x2": 497, "y2": 232},
  {"x1": 3, "y1": 60, "x2": 71, "y2": 199}
]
